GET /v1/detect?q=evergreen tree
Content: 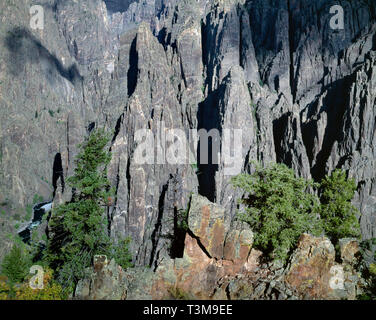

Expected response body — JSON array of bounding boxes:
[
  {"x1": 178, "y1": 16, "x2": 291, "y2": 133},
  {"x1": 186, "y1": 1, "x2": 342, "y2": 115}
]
[
  {"x1": 46, "y1": 128, "x2": 114, "y2": 291},
  {"x1": 1, "y1": 244, "x2": 32, "y2": 283},
  {"x1": 232, "y1": 163, "x2": 323, "y2": 264},
  {"x1": 113, "y1": 237, "x2": 133, "y2": 270},
  {"x1": 232, "y1": 164, "x2": 362, "y2": 265},
  {"x1": 319, "y1": 169, "x2": 360, "y2": 244}
]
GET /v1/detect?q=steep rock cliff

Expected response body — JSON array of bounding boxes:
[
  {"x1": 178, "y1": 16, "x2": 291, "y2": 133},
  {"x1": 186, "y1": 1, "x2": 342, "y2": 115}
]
[{"x1": 0, "y1": 0, "x2": 375, "y2": 266}]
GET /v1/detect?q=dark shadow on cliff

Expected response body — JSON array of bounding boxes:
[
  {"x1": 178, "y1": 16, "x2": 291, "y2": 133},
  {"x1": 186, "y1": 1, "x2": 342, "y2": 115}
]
[
  {"x1": 196, "y1": 83, "x2": 227, "y2": 202},
  {"x1": 4, "y1": 27, "x2": 82, "y2": 84},
  {"x1": 170, "y1": 196, "x2": 192, "y2": 260},
  {"x1": 127, "y1": 36, "x2": 138, "y2": 98},
  {"x1": 273, "y1": 111, "x2": 297, "y2": 169},
  {"x1": 52, "y1": 153, "x2": 65, "y2": 198},
  {"x1": 149, "y1": 182, "x2": 168, "y2": 269},
  {"x1": 103, "y1": 0, "x2": 135, "y2": 14},
  {"x1": 300, "y1": 73, "x2": 355, "y2": 181}
]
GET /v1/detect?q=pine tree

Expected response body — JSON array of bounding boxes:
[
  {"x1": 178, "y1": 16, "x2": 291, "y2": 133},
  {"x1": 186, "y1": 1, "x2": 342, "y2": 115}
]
[
  {"x1": 232, "y1": 163, "x2": 323, "y2": 264},
  {"x1": 319, "y1": 169, "x2": 360, "y2": 244},
  {"x1": 1, "y1": 244, "x2": 31, "y2": 283},
  {"x1": 232, "y1": 164, "x2": 361, "y2": 264},
  {"x1": 113, "y1": 237, "x2": 133, "y2": 270},
  {"x1": 46, "y1": 128, "x2": 114, "y2": 291}
]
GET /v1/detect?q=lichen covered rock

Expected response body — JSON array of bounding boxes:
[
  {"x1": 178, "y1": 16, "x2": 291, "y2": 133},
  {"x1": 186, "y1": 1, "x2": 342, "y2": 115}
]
[
  {"x1": 285, "y1": 234, "x2": 360, "y2": 300},
  {"x1": 75, "y1": 255, "x2": 127, "y2": 300}
]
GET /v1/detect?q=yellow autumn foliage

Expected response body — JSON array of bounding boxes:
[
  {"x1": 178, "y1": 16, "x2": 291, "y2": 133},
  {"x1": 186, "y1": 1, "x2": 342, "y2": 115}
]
[
  {"x1": 369, "y1": 263, "x2": 376, "y2": 277},
  {"x1": 0, "y1": 278, "x2": 11, "y2": 300},
  {"x1": 0, "y1": 268, "x2": 66, "y2": 300}
]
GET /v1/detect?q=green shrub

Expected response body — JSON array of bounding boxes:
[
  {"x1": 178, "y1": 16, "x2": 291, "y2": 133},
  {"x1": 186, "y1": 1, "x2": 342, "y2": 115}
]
[
  {"x1": 112, "y1": 238, "x2": 133, "y2": 270},
  {"x1": 1, "y1": 244, "x2": 32, "y2": 283},
  {"x1": 167, "y1": 286, "x2": 192, "y2": 300},
  {"x1": 25, "y1": 205, "x2": 32, "y2": 221},
  {"x1": 357, "y1": 263, "x2": 376, "y2": 300},
  {"x1": 232, "y1": 164, "x2": 361, "y2": 264},
  {"x1": 232, "y1": 163, "x2": 323, "y2": 263},
  {"x1": 358, "y1": 239, "x2": 376, "y2": 300},
  {"x1": 31, "y1": 230, "x2": 39, "y2": 242},
  {"x1": 190, "y1": 163, "x2": 198, "y2": 172},
  {"x1": 33, "y1": 194, "x2": 44, "y2": 204},
  {"x1": 14, "y1": 267, "x2": 67, "y2": 300},
  {"x1": 319, "y1": 169, "x2": 360, "y2": 244},
  {"x1": 176, "y1": 208, "x2": 189, "y2": 232}
]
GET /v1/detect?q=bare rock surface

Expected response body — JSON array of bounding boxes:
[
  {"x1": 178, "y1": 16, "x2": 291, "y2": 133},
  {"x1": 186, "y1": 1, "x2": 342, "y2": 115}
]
[
  {"x1": 75, "y1": 255, "x2": 127, "y2": 300},
  {"x1": 75, "y1": 196, "x2": 362, "y2": 300}
]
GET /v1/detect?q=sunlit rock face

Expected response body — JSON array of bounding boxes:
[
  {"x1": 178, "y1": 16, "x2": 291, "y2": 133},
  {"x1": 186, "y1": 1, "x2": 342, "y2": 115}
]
[{"x1": 74, "y1": 199, "x2": 362, "y2": 300}]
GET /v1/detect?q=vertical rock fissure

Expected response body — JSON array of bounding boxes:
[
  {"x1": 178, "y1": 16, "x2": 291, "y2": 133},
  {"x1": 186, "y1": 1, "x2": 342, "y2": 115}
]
[
  {"x1": 52, "y1": 152, "x2": 65, "y2": 198},
  {"x1": 66, "y1": 114, "x2": 70, "y2": 170},
  {"x1": 311, "y1": 75, "x2": 353, "y2": 181},
  {"x1": 111, "y1": 114, "x2": 123, "y2": 144},
  {"x1": 187, "y1": 229, "x2": 212, "y2": 259},
  {"x1": 197, "y1": 94, "x2": 220, "y2": 203},
  {"x1": 287, "y1": 0, "x2": 296, "y2": 103},
  {"x1": 170, "y1": 195, "x2": 191, "y2": 259},
  {"x1": 126, "y1": 155, "x2": 132, "y2": 215},
  {"x1": 200, "y1": 18, "x2": 208, "y2": 92},
  {"x1": 127, "y1": 36, "x2": 138, "y2": 98},
  {"x1": 238, "y1": 7, "x2": 243, "y2": 69},
  {"x1": 149, "y1": 182, "x2": 168, "y2": 268},
  {"x1": 197, "y1": 17, "x2": 220, "y2": 202}
]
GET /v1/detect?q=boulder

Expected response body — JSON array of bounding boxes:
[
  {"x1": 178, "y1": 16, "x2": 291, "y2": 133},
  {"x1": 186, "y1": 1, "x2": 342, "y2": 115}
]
[
  {"x1": 151, "y1": 195, "x2": 259, "y2": 299},
  {"x1": 285, "y1": 234, "x2": 360, "y2": 300},
  {"x1": 339, "y1": 238, "x2": 361, "y2": 266},
  {"x1": 120, "y1": 194, "x2": 260, "y2": 300},
  {"x1": 75, "y1": 255, "x2": 127, "y2": 300}
]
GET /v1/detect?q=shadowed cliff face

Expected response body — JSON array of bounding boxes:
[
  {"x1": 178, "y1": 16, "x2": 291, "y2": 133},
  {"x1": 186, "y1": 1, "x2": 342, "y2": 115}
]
[
  {"x1": 104, "y1": 0, "x2": 135, "y2": 13},
  {"x1": 4, "y1": 27, "x2": 82, "y2": 84},
  {"x1": 0, "y1": 0, "x2": 376, "y2": 266}
]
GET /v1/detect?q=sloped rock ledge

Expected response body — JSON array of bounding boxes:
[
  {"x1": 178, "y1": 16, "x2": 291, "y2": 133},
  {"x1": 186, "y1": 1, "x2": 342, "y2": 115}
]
[{"x1": 75, "y1": 195, "x2": 364, "y2": 300}]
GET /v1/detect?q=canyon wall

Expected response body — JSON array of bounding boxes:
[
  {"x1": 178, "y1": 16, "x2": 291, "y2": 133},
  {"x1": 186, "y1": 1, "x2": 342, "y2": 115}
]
[{"x1": 0, "y1": 0, "x2": 375, "y2": 266}]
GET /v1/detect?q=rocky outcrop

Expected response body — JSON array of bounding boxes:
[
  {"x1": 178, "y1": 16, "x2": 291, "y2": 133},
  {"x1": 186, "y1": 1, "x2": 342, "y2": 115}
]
[
  {"x1": 76, "y1": 196, "x2": 363, "y2": 300},
  {"x1": 73, "y1": 194, "x2": 258, "y2": 300},
  {"x1": 221, "y1": 232, "x2": 362, "y2": 300},
  {"x1": 75, "y1": 255, "x2": 127, "y2": 300},
  {"x1": 284, "y1": 234, "x2": 360, "y2": 300},
  {"x1": 150, "y1": 195, "x2": 257, "y2": 300},
  {"x1": 340, "y1": 238, "x2": 361, "y2": 266}
]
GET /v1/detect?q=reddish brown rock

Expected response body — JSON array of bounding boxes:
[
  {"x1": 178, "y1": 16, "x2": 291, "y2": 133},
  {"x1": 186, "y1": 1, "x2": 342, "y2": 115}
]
[
  {"x1": 285, "y1": 234, "x2": 359, "y2": 300},
  {"x1": 75, "y1": 198, "x2": 362, "y2": 300},
  {"x1": 150, "y1": 195, "x2": 258, "y2": 300},
  {"x1": 339, "y1": 238, "x2": 360, "y2": 266}
]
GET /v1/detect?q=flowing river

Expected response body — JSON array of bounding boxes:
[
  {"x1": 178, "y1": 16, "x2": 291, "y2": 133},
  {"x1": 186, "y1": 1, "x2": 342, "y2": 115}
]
[{"x1": 18, "y1": 201, "x2": 52, "y2": 244}]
